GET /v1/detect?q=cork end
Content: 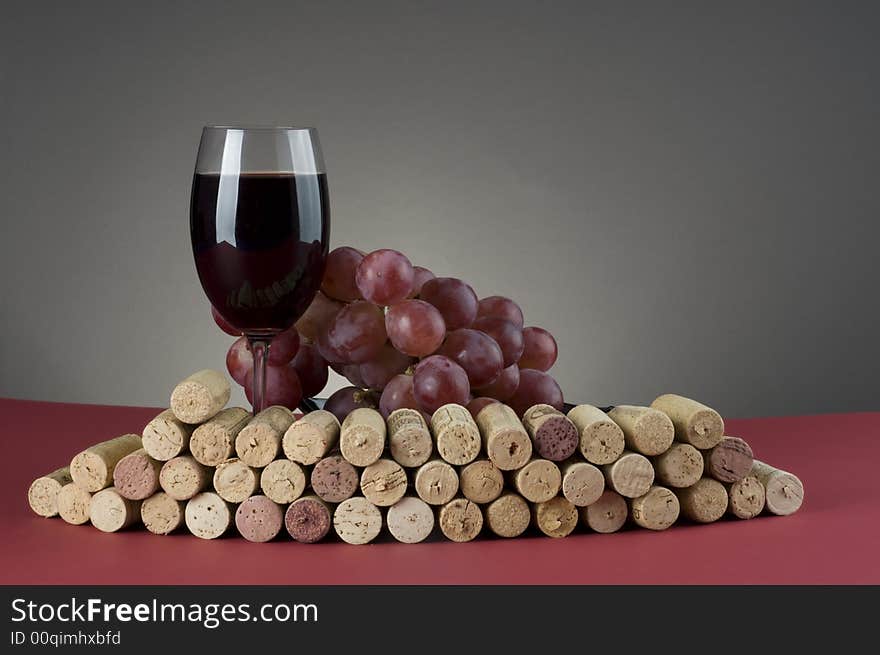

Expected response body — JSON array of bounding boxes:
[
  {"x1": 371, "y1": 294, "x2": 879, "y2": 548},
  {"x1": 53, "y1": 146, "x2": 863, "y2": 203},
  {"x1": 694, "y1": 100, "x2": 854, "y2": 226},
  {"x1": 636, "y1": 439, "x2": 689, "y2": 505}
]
[
  {"x1": 488, "y1": 431, "x2": 533, "y2": 471},
  {"x1": 28, "y1": 478, "x2": 63, "y2": 518},
  {"x1": 728, "y1": 476, "x2": 766, "y2": 519},
  {"x1": 170, "y1": 382, "x2": 216, "y2": 424},
  {"x1": 70, "y1": 452, "x2": 110, "y2": 493},
  {"x1": 634, "y1": 411, "x2": 675, "y2": 456},
  {"x1": 285, "y1": 497, "x2": 332, "y2": 543},
  {"x1": 141, "y1": 493, "x2": 184, "y2": 535},
  {"x1": 766, "y1": 472, "x2": 805, "y2": 516},
  {"x1": 688, "y1": 409, "x2": 725, "y2": 449},
  {"x1": 90, "y1": 489, "x2": 135, "y2": 533},
  {"x1": 581, "y1": 421, "x2": 625, "y2": 465},
  {"x1": 142, "y1": 417, "x2": 187, "y2": 461},
  {"x1": 185, "y1": 492, "x2": 232, "y2": 539}
]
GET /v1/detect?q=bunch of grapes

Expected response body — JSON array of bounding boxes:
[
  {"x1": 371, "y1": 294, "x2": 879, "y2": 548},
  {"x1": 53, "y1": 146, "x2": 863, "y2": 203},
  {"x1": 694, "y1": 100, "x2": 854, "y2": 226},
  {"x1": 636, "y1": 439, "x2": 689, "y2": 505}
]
[{"x1": 215, "y1": 246, "x2": 563, "y2": 419}]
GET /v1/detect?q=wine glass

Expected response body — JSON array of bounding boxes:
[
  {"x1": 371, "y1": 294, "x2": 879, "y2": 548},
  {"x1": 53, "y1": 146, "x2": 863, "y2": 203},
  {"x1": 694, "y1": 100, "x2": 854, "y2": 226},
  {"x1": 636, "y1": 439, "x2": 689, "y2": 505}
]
[{"x1": 190, "y1": 126, "x2": 329, "y2": 413}]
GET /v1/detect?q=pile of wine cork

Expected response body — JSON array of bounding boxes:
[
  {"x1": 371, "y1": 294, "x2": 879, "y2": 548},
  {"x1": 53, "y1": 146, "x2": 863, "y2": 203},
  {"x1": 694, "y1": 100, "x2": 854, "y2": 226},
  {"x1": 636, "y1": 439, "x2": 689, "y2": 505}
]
[{"x1": 27, "y1": 370, "x2": 805, "y2": 544}]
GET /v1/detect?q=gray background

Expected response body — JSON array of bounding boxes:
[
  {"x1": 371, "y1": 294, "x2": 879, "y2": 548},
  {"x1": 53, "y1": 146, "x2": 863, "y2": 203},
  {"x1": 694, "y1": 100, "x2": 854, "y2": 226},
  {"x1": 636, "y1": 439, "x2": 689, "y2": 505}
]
[{"x1": 2, "y1": 1, "x2": 878, "y2": 417}]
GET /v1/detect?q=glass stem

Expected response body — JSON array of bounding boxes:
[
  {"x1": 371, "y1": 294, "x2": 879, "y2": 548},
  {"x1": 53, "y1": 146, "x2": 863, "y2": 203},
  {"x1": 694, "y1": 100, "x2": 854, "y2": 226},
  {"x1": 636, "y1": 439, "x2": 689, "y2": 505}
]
[{"x1": 247, "y1": 336, "x2": 271, "y2": 414}]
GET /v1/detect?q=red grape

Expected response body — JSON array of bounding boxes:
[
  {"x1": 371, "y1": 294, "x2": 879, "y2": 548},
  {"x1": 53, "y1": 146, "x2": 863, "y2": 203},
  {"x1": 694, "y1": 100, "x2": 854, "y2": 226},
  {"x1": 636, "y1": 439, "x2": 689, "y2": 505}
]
[
  {"x1": 437, "y1": 328, "x2": 504, "y2": 388},
  {"x1": 518, "y1": 326, "x2": 558, "y2": 371},
  {"x1": 316, "y1": 326, "x2": 349, "y2": 364},
  {"x1": 291, "y1": 343, "x2": 328, "y2": 397},
  {"x1": 355, "y1": 249, "x2": 414, "y2": 306},
  {"x1": 472, "y1": 316, "x2": 524, "y2": 367},
  {"x1": 295, "y1": 291, "x2": 343, "y2": 342},
  {"x1": 265, "y1": 327, "x2": 300, "y2": 365},
  {"x1": 385, "y1": 299, "x2": 446, "y2": 357},
  {"x1": 419, "y1": 277, "x2": 478, "y2": 330},
  {"x1": 466, "y1": 396, "x2": 499, "y2": 420},
  {"x1": 211, "y1": 305, "x2": 241, "y2": 336},
  {"x1": 412, "y1": 355, "x2": 471, "y2": 414},
  {"x1": 359, "y1": 344, "x2": 415, "y2": 390},
  {"x1": 507, "y1": 369, "x2": 563, "y2": 416},
  {"x1": 474, "y1": 363, "x2": 520, "y2": 402},
  {"x1": 379, "y1": 374, "x2": 419, "y2": 418},
  {"x1": 226, "y1": 336, "x2": 253, "y2": 386},
  {"x1": 244, "y1": 363, "x2": 303, "y2": 410},
  {"x1": 341, "y1": 363, "x2": 367, "y2": 388},
  {"x1": 407, "y1": 266, "x2": 436, "y2": 298},
  {"x1": 321, "y1": 246, "x2": 364, "y2": 302},
  {"x1": 325, "y1": 386, "x2": 379, "y2": 423},
  {"x1": 476, "y1": 296, "x2": 524, "y2": 329},
  {"x1": 324, "y1": 301, "x2": 387, "y2": 364}
]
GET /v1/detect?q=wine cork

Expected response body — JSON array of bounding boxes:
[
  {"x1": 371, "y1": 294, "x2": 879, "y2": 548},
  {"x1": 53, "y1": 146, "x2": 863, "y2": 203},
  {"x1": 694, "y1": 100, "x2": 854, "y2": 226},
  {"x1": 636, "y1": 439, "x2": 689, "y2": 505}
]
[
  {"x1": 89, "y1": 488, "x2": 141, "y2": 533},
  {"x1": 70, "y1": 433, "x2": 143, "y2": 492},
  {"x1": 141, "y1": 492, "x2": 185, "y2": 535},
  {"x1": 522, "y1": 404, "x2": 579, "y2": 461},
  {"x1": 235, "y1": 495, "x2": 283, "y2": 542},
  {"x1": 185, "y1": 492, "x2": 233, "y2": 539},
  {"x1": 726, "y1": 475, "x2": 766, "y2": 519},
  {"x1": 651, "y1": 394, "x2": 724, "y2": 450},
  {"x1": 56, "y1": 483, "x2": 91, "y2": 525},
  {"x1": 282, "y1": 409, "x2": 340, "y2": 465},
  {"x1": 630, "y1": 485, "x2": 680, "y2": 530},
  {"x1": 28, "y1": 467, "x2": 72, "y2": 517},
  {"x1": 112, "y1": 449, "x2": 162, "y2": 500},
  {"x1": 388, "y1": 408, "x2": 433, "y2": 467},
  {"x1": 509, "y1": 459, "x2": 562, "y2": 503},
  {"x1": 285, "y1": 495, "x2": 333, "y2": 543},
  {"x1": 159, "y1": 455, "x2": 210, "y2": 501},
  {"x1": 213, "y1": 458, "x2": 259, "y2": 503},
  {"x1": 459, "y1": 459, "x2": 504, "y2": 504},
  {"x1": 567, "y1": 405, "x2": 625, "y2": 465},
  {"x1": 486, "y1": 493, "x2": 530, "y2": 538},
  {"x1": 360, "y1": 458, "x2": 408, "y2": 507},
  {"x1": 235, "y1": 405, "x2": 294, "y2": 468},
  {"x1": 333, "y1": 496, "x2": 383, "y2": 545},
  {"x1": 414, "y1": 459, "x2": 459, "y2": 506},
  {"x1": 170, "y1": 368, "x2": 230, "y2": 424},
  {"x1": 339, "y1": 408, "x2": 386, "y2": 467},
  {"x1": 675, "y1": 477, "x2": 728, "y2": 523},
  {"x1": 190, "y1": 407, "x2": 250, "y2": 467},
  {"x1": 750, "y1": 460, "x2": 804, "y2": 516},
  {"x1": 387, "y1": 496, "x2": 435, "y2": 543},
  {"x1": 475, "y1": 403, "x2": 532, "y2": 471},
  {"x1": 141, "y1": 409, "x2": 194, "y2": 461},
  {"x1": 602, "y1": 451, "x2": 654, "y2": 498},
  {"x1": 705, "y1": 436, "x2": 754, "y2": 483},
  {"x1": 310, "y1": 454, "x2": 359, "y2": 503},
  {"x1": 533, "y1": 496, "x2": 578, "y2": 538},
  {"x1": 431, "y1": 404, "x2": 481, "y2": 466},
  {"x1": 560, "y1": 460, "x2": 605, "y2": 507},
  {"x1": 438, "y1": 498, "x2": 483, "y2": 542},
  {"x1": 608, "y1": 405, "x2": 674, "y2": 456},
  {"x1": 653, "y1": 443, "x2": 704, "y2": 488},
  {"x1": 260, "y1": 459, "x2": 306, "y2": 505},
  {"x1": 581, "y1": 490, "x2": 628, "y2": 534}
]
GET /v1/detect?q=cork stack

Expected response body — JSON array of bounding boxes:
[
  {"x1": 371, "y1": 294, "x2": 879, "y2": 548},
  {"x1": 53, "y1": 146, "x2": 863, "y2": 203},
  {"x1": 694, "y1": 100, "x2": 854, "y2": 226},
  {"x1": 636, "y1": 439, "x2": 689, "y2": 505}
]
[{"x1": 26, "y1": 370, "x2": 805, "y2": 546}]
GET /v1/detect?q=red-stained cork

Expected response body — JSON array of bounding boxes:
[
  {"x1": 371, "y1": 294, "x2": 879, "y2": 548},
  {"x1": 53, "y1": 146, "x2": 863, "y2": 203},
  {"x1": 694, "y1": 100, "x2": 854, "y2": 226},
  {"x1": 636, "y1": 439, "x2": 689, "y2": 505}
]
[
  {"x1": 113, "y1": 449, "x2": 162, "y2": 500},
  {"x1": 310, "y1": 454, "x2": 359, "y2": 503},
  {"x1": 235, "y1": 495, "x2": 283, "y2": 543},
  {"x1": 285, "y1": 495, "x2": 333, "y2": 543},
  {"x1": 522, "y1": 404, "x2": 579, "y2": 461},
  {"x1": 705, "y1": 437, "x2": 754, "y2": 483}
]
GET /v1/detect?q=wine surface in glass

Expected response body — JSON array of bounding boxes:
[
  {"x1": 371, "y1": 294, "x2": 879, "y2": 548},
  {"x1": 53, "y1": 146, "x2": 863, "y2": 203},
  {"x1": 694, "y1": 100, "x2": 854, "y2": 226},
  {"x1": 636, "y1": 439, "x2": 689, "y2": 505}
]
[{"x1": 191, "y1": 172, "x2": 329, "y2": 333}]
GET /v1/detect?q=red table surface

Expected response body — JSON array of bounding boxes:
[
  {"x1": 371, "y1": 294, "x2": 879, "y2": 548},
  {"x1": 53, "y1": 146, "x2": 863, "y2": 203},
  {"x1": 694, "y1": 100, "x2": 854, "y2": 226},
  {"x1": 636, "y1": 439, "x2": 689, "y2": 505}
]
[{"x1": 1, "y1": 397, "x2": 877, "y2": 585}]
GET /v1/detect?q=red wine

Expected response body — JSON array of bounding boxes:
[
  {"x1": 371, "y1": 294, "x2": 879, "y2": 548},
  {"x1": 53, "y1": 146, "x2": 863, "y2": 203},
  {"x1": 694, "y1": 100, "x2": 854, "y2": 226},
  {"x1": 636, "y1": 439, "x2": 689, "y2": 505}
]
[{"x1": 191, "y1": 172, "x2": 330, "y2": 333}]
